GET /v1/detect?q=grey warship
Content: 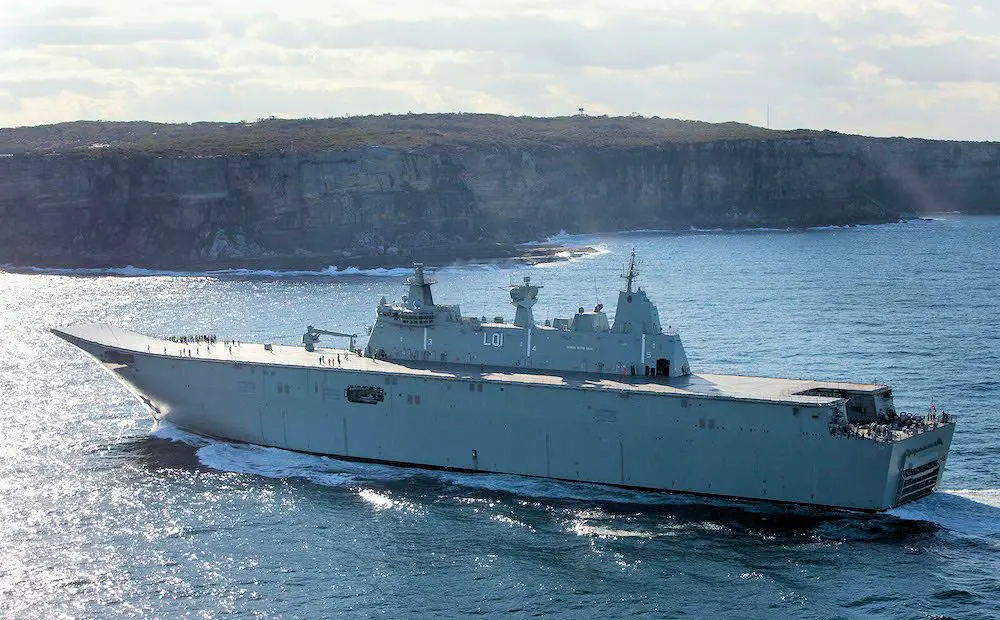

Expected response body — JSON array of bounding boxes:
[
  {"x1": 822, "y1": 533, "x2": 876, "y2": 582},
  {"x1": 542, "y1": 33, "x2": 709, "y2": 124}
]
[{"x1": 52, "y1": 251, "x2": 955, "y2": 511}]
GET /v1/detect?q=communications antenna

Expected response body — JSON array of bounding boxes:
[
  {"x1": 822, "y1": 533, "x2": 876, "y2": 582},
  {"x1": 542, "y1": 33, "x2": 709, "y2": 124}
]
[{"x1": 621, "y1": 248, "x2": 639, "y2": 292}]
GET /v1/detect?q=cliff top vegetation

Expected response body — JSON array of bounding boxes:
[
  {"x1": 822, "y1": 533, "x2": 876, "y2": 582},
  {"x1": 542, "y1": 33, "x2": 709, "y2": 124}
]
[{"x1": 0, "y1": 113, "x2": 829, "y2": 156}]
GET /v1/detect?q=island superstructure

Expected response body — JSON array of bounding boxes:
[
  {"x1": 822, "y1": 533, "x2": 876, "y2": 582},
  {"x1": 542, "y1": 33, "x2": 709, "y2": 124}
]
[
  {"x1": 366, "y1": 259, "x2": 688, "y2": 377},
  {"x1": 52, "y1": 251, "x2": 955, "y2": 511}
]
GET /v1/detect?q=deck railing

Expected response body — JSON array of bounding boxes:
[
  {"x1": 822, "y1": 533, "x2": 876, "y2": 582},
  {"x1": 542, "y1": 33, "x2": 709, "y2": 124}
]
[{"x1": 831, "y1": 410, "x2": 955, "y2": 442}]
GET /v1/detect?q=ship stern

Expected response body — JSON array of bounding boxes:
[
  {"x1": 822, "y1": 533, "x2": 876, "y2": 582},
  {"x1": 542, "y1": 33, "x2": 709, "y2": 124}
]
[{"x1": 884, "y1": 418, "x2": 956, "y2": 509}]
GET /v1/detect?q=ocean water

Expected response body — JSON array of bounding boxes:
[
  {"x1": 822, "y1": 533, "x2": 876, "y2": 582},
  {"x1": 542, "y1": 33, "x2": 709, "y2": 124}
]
[{"x1": 1, "y1": 215, "x2": 999, "y2": 619}]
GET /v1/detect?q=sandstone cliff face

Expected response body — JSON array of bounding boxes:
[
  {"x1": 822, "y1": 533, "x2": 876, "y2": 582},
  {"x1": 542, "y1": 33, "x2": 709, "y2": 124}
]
[{"x1": 0, "y1": 136, "x2": 997, "y2": 268}]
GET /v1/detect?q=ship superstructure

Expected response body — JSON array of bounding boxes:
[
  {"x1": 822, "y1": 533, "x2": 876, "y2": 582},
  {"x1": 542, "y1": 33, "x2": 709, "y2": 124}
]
[
  {"x1": 367, "y1": 255, "x2": 689, "y2": 377},
  {"x1": 51, "y1": 251, "x2": 956, "y2": 511}
]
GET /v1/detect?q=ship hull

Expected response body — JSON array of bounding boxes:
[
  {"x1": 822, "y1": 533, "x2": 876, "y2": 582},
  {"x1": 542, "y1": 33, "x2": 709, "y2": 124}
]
[{"x1": 53, "y1": 325, "x2": 954, "y2": 512}]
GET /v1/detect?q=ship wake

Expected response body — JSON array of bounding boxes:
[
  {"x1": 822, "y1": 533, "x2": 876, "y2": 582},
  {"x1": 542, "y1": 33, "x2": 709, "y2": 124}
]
[
  {"x1": 888, "y1": 490, "x2": 1000, "y2": 537},
  {"x1": 151, "y1": 422, "x2": 998, "y2": 538},
  {"x1": 152, "y1": 422, "x2": 402, "y2": 487},
  {"x1": 153, "y1": 422, "x2": 748, "y2": 507}
]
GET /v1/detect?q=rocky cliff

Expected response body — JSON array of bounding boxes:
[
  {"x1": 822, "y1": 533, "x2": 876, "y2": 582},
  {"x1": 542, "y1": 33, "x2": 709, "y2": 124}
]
[{"x1": 1, "y1": 124, "x2": 998, "y2": 268}]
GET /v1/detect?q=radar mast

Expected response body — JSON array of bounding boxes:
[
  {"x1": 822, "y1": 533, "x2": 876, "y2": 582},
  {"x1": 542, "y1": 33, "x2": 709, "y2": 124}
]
[
  {"x1": 405, "y1": 263, "x2": 436, "y2": 308},
  {"x1": 622, "y1": 248, "x2": 639, "y2": 292},
  {"x1": 509, "y1": 276, "x2": 541, "y2": 327}
]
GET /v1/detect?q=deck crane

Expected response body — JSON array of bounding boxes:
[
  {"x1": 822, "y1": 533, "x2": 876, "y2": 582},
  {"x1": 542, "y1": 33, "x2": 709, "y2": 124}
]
[{"x1": 302, "y1": 325, "x2": 358, "y2": 352}]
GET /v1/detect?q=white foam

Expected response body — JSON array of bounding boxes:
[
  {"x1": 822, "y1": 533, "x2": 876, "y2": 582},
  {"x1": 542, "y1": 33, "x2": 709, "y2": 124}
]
[
  {"x1": 11, "y1": 264, "x2": 204, "y2": 277},
  {"x1": 311, "y1": 266, "x2": 412, "y2": 277},
  {"x1": 433, "y1": 469, "x2": 690, "y2": 506},
  {"x1": 193, "y1": 440, "x2": 414, "y2": 488},
  {"x1": 888, "y1": 489, "x2": 1000, "y2": 536},
  {"x1": 522, "y1": 230, "x2": 608, "y2": 246},
  {"x1": 151, "y1": 421, "x2": 211, "y2": 447},
  {"x1": 947, "y1": 489, "x2": 1000, "y2": 508},
  {"x1": 159, "y1": 424, "x2": 988, "y2": 529},
  {"x1": 609, "y1": 220, "x2": 920, "y2": 236},
  {"x1": 178, "y1": 266, "x2": 352, "y2": 278},
  {"x1": 3, "y1": 264, "x2": 420, "y2": 278},
  {"x1": 3, "y1": 261, "x2": 527, "y2": 279},
  {"x1": 618, "y1": 227, "x2": 675, "y2": 235},
  {"x1": 570, "y1": 520, "x2": 658, "y2": 539},
  {"x1": 530, "y1": 245, "x2": 610, "y2": 268},
  {"x1": 171, "y1": 424, "x2": 687, "y2": 505},
  {"x1": 491, "y1": 514, "x2": 532, "y2": 529},
  {"x1": 540, "y1": 230, "x2": 578, "y2": 244},
  {"x1": 184, "y1": 433, "x2": 754, "y2": 511},
  {"x1": 434, "y1": 262, "x2": 516, "y2": 275}
]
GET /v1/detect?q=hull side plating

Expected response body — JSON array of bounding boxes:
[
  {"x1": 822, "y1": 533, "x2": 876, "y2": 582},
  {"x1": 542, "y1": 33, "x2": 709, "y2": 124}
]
[{"x1": 55, "y1": 326, "x2": 954, "y2": 512}]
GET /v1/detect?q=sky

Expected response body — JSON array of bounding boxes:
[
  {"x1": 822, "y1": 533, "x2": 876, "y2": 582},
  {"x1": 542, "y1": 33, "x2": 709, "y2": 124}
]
[{"x1": 1, "y1": 0, "x2": 998, "y2": 140}]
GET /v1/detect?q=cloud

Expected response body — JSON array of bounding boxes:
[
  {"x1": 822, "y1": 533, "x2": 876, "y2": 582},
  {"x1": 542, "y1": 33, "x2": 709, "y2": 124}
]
[
  {"x1": 0, "y1": 0, "x2": 998, "y2": 139},
  {"x1": 34, "y1": 4, "x2": 105, "y2": 21},
  {"x1": 0, "y1": 93, "x2": 18, "y2": 114},
  {"x1": 125, "y1": 82, "x2": 421, "y2": 122},
  {"x1": 0, "y1": 20, "x2": 212, "y2": 48},
  {"x1": 252, "y1": 13, "x2": 814, "y2": 71},
  {"x1": 860, "y1": 38, "x2": 1000, "y2": 84},
  {"x1": 0, "y1": 77, "x2": 115, "y2": 98},
  {"x1": 73, "y1": 44, "x2": 221, "y2": 71}
]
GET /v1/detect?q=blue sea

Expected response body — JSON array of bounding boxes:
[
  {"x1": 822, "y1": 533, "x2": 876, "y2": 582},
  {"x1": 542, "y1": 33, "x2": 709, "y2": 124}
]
[{"x1": 1, "y1": 215, "x2": 998, "y2": 618}]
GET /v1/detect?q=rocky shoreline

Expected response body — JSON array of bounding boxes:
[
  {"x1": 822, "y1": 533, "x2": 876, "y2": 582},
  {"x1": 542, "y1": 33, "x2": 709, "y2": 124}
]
[
  {"x1": 3, "y1": 121, "x2": 998, "y2": 271},
  {"x1": 0, "y1": 243, "x2": 603, "y2": 274},
  {"x1": 6, "y1": 216, "x2": 939, "y2": 274}
]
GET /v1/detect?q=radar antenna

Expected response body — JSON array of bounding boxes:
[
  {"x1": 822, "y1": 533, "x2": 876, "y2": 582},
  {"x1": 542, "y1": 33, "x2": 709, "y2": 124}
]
[
  {"x1": 622, "y1": 248, "x2": 639, "y2": 292},
  {"x1": 509, "y1": 275, "x2": 541, "y2": 328},
  {"x1": 405, "y1": 263, "x2": 436, "y2": 308}
]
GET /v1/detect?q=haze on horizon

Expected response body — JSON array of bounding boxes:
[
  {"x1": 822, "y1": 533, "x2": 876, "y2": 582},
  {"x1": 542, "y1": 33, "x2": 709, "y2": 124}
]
[{"x1": 1, "y1": 0, "x2": 998, "y2": 141}]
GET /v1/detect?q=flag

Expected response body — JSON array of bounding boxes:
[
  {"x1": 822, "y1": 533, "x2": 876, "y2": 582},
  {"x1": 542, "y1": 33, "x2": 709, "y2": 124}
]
[{"x1": 931, "y1": 403, "x2": 937, "y2": 412}]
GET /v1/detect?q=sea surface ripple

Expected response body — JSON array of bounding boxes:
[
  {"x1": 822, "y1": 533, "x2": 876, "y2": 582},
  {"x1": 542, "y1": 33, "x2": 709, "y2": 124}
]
[{"x1": 1, "y1": 215, "x2": 998, "y2": 618}]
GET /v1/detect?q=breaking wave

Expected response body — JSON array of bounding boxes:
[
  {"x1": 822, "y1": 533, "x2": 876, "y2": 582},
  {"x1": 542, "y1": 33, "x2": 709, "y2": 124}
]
[
  {"x1": 2, "y1": 264, "x2": 413, "y2": 278},
  {"x1": 1, "y1": 262, "x2": 523, "y2": 279},
  {"x1": 888, "y1": 489, "x2": 1000, "y2": 536},
  {"x1": 153, "y1": 422, "x2": 694, "y2": 506},
  {"x1": 150, "y1": 420, "x2": 212, "y2": 446},
  {"x1": 535, "y1": 230, "x2": 595, "y2": 245},
  {"x1": 195, "y1": 440, "x2": 413, "y2": 488},
  {"x1": 530, "y1": 247, "x2": 611, "y2": 269},
  {"x1": 152, "y1": 423, "x2": 427, "y2": 513},
  {"x1": 148, "y1": 425, "x2": 791, "y2": 514},
  {"x1": 608, "y1": 218, "x2": 938, "y2": 236}
]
